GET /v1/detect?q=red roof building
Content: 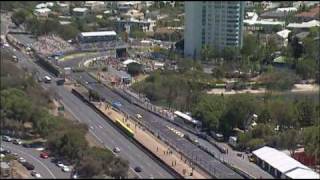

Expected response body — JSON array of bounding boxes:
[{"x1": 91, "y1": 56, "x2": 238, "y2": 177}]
[
  {"x1": 292, "y1": 148, "x2": 317, "y2": 167},
  {"x1": 296, "y1": 5, "x2": 320, "y2": 22}
]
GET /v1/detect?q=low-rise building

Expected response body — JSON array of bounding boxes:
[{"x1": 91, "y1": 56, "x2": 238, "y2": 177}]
[
  {"x1": 295, "y1": 5, "x2": 320, "y2": 22},
  {"x1": 244, "y1": 18, "x2": 285, "y2": 32},
  {"x1": 57, "y1": 2, "x2": 70, "y2": 15},
  {"x1": 34, "y1": 8, "x2": 52, "y2": 18},
  {"x1": 117, "y1": 18, "x2": 156, "y2": 33},
  {"x1": 276, "y1": 29, "x2": 291, "y2": 46},
  {"x1": 117, "y1": 1, "x2": 142, "y2": 12},
  {"x1": 84, "y1": 1, "x2": 106, "y2": 13},
  {"x1": 252, "y1": 146, "x2": 320, "y2": 179},
  {"x1": 72, "y1": 7, "x2": 88, "y2": 18},
  {"x1": 287, "y1": 20, "x2": 320, "y2": 31},
  {"x1": 0, "y1": 162, "x2": 10, "y2": 177},
  {"x1": 260, "y1": 9, "x2": 294, "y2": 21},
  {"x1": 122, "y1": 9, "x2": 144, "y2": 20},
  {"x1": 35, "y1": 2, "x2": 54, "y2": 9}
]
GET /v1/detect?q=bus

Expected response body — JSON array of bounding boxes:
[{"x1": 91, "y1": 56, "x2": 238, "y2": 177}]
[
  {"x1": 43, "y1": 76, "x2": 52, "y2": 83},
  {"x1": 174, "y1": 111, "x2": 201, "y2": 130},
  {"x1": 115, "y1": 118, "x2": 134, "y2": 138}
]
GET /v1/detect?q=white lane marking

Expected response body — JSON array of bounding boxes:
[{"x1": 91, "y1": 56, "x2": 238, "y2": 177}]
[
  {"x1": 61, "y1": 98, "x2": 153, "y2": 179},
  {"x1": 89, "y1": 129, "x2": 104, "y2": 144},
  {"x1": 3, "y1": 145, "x2": 56, "y2": 179}
]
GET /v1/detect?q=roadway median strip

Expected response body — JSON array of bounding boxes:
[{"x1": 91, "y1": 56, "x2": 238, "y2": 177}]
[{"x1": 69, "y1": 85, "x2": 210, "y2": 179}]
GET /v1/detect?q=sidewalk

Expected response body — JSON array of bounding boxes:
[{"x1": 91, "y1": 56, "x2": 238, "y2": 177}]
[{"x1": 93, "y1": 102, "x2": 209, "y2": 179}]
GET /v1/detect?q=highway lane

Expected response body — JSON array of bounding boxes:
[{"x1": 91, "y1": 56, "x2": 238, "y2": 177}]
[
  {"x1": 2, "y1": 142, "x2": 70, "y2": 179},
  {"x1": 54, "y1": 85, "x2": 173, "y2": 179},
  {"x1": 2, "y1": 40, "x2": 174, "y2": 179},
  {"x1": 72, "y1": 72, "x2": 243, "y2": 179},
  {"x1": 73, "y1": 70, "x2": 273, "y2": 178}
]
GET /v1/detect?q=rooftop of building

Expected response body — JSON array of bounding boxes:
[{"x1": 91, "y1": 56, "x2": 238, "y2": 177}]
[
  {"x1": 296, "y1": 5, "x2": 320, "y2": 18},
  {"x1": 253, "y1": 146, "x2": 320, "y2": 179},
  {"x1": 34, "y1": 8, "x2": 51, "y2": 13},
  {"x1": 73, "y1": 7, "x2": 88, "y2": 12},
  {"x1": 287, "y1": 20, "x2": 320, "y2": 28},
  {"x1": 80, "y1": 31, "x2": 117, "y2": 37}
]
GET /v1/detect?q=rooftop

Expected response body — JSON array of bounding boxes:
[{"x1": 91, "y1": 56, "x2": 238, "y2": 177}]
[
  {"x1": 174, "y1": 111, "x2": 199, "y2": 124},
  {"x1": 296, "y1": 5, "x2": 320, "y2": 18},
  {"x1": 260, "y1": 10, "x2": 290, "y2": 19},
  {"x1": 34, "y1": 8, "x2": 51, "y2": 13},
  {"x1": 73, "y1": 7, "x2": 88, "y2": 12},
  {"x1": 287, "y1": 20, "x2": 320, "y2": 28},
  {"x1": 244, "y1": 19, "x2": 285, "y2": 26},
  {"x1": 276, "y1": 7, "x2": 298, "y2": 12},
  {"x1": 80, "y1": 31, "x2": 117, "y2": 37},
  {"x1": 253, "y1": 146, "x2": 320, "y2": 179},
  {"x1": 276, "y1": 29, "x2": 291, "y2": 39}
]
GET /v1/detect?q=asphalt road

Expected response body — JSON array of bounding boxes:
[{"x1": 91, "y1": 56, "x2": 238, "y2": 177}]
[
  {"x1": 1, "y1": 141, "x2": 70, "y2": 179},
  {"x1": 72, "y1": 72, "x2": 243, "y2": 179},
  {"x1": 1, "y1": 39, "x2": 174, "y2": 179}
]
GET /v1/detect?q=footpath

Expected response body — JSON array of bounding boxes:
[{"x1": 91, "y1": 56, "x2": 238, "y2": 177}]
[{"x1": 93, "y1": 101, "x2": 209, "y2": 179}]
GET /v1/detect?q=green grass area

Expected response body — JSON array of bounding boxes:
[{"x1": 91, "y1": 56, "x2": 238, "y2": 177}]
[
  {"x1": 59, "y1": 52, "x2": 99, "y2": 62},
  {"x1": 1, "y1": 154, "x2": 17, "y2": 162}
]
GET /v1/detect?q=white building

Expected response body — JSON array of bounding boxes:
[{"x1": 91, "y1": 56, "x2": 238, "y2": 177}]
[
  {"x1": 276, "y1": 29, "x2": 291, "y2": 47},
  {"x1": 276, "y1": 7, "x2": 298, "y2": 12},
  {"x1": 57, "y1": 2, "x2": 69, "y2": 14},
  {"x1": 35, "y1": 2, "x2": 54, "y2": 9},
  {"x1": 73, "y1": 7, "x2": 88, "y2": 17},
  {"x1": 84, "y1": 1, "x2": 106, "y2": 12},
  {"x1": 253, "y1": 146, "x2": 320, "y2": 179},
  {"x1": 184, "y1": 1, "x2": 245, "y2": 58},
  {"x1": 287, "y1": 20, "x2": 320, "y2": 29},
  {"x1": 34, "y1": 8, "x2": 52, "y2": 17}
]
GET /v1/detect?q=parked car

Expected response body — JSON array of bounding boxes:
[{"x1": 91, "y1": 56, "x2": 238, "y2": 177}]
[
  {"x1": 1, "y1": 149, "x2": 11, "y2": 155},
  {"x1": 40, "y1": 152, "x2": 49, "y2": 159},
  {"x1": 2, "y1": 136, "x2": 12, "y2": 142},
  {"x1": 13, "y1": 139, "x2": 23, "y2": 145},
  {"x1": 71, "y1": 171, "x2": 79, "y2": 179},
  {"x1": 23, "y1": 143, "x2": 31, "y2": 148},
  {"x1": 62, "y1": 165, "x2": 71, "y2": 172},
  {"x1": 18, "y1": 157, "x2": 26, "y2": 163},
  {"x1": 22, "y1": 162, "x2": 35, "y2": 170},
  {"x1": 56, "y1": 161, "x2": 64, "y2": 168},
  {"x1": 134, "y1": 166, "x2": 142, "y2": 173},
  {"x1": 31, "y1": 171, "x2": 42, "y2": 178}
]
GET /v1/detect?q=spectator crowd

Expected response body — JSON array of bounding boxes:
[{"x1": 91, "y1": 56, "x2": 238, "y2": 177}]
[{"x1": 33, "y1": 34, "x2": 75, "y2": 56}]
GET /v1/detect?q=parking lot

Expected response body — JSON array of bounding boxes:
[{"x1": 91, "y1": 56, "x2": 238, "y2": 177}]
[{"x1": 1, "y1": 136, "x2": 72, "y2": 179}]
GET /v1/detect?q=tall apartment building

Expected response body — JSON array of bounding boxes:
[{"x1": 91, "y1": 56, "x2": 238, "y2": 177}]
[{"x1": 184, "y1": 1, "x2": 245, "y2": 58}]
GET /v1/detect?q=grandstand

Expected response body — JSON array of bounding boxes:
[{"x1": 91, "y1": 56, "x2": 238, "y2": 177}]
[{"x1": 78, "y1": 31, "x2": 117, "y2": 43}]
